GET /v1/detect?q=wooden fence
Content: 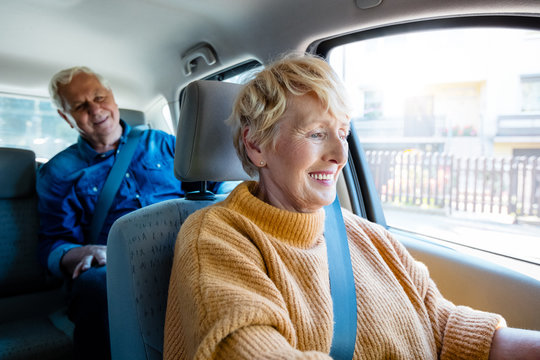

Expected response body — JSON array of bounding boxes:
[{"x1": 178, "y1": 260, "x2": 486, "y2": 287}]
[{"x1": 365, "y1": 151, "x2": 540, "y2": 219}]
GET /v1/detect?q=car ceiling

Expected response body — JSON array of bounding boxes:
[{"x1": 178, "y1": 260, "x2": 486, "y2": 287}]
[{"x1": 0, "y1": 0, "x2": 539, "y2": 116}]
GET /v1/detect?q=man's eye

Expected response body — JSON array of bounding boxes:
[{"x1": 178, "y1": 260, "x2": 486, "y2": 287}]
[{"x1": 95, "y1": 96, "x2": 105, "y2": 102}]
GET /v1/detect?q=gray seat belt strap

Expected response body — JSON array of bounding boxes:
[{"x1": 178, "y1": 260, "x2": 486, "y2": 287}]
[
  {"x1": 89, "y1": 127, "x2": 144, "y2": 244},
  {"x1": 324, "y1": 196, "x2": 358, "y2": 360}
]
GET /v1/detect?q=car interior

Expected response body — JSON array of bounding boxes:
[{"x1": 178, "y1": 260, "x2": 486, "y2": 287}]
[{"x1": 1, "y1": 0, "x2": 540, "y2": 359}]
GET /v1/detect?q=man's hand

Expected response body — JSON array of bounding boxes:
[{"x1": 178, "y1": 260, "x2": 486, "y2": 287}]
[{"x1": 61, "y1": 245, "x2": 107, "y2": 279}]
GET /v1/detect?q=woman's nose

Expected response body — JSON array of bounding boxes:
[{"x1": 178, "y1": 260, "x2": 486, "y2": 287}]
[{"x1": 326, "y1": 134, "x2": 348, "y2": 165}]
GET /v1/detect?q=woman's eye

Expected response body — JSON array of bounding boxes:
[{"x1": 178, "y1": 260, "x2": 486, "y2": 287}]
[{"x1": 310, "y1": 132, "x2": 325, "y2": 139}]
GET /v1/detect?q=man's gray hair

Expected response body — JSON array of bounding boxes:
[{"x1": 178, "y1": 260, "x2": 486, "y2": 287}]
[{"x1": 49, "y1": 66, "x2": 111, "y2": 111}]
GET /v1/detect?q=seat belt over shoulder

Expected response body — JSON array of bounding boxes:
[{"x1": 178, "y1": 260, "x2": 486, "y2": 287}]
[
  {"x1": 324, "y1": 196, "x2": 358, "y2": 360},
  {"x1": 89, "y1": 127, "x2": 144, "y2": 244}
]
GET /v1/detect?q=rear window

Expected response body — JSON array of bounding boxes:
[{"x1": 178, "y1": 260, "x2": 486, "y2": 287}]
[{"x1": 0, "y1": 94, "x2": 77, "y2": 162}]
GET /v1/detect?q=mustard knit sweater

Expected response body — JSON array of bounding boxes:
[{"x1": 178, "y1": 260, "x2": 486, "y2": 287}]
[{"x1": 164, "y1": 181, "x2": 504, "y2": 360}]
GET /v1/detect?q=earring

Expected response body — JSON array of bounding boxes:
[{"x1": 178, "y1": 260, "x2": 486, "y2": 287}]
[{"x1": 259, "y1": 161, "x2": 265, "y2": 166}]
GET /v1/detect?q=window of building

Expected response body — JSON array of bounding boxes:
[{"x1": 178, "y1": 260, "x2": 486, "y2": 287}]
[{"x1": 521, "y1": 75, "x2": 540, "y2": 112}]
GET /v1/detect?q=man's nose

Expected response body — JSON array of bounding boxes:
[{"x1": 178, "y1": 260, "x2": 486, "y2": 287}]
[{"x1": 87, "y1": 101, "x2": 101, "y2": 114}]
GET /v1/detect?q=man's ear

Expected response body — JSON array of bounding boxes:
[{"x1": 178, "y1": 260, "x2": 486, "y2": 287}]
[
  {"x1": 242, "y1": 127, "x2": 264, "y2": 166},
  {"x1": 58, "y1": 110, "x2": 74, "y2": 129}
]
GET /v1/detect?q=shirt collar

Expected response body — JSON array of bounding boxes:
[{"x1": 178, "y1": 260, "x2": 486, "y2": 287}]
[{"x1": 76, "y1": 119, "x2": 130, "y2": 163}]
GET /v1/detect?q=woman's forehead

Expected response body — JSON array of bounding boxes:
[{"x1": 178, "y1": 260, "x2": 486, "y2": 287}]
[{"x1": 283, "y1": 94, "x2": 350, "y2": 127}]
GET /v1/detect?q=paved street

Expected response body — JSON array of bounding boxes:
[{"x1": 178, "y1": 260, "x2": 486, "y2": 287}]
[{"x1": 383, "y1": 205, "x2": 540, "y2": 279}]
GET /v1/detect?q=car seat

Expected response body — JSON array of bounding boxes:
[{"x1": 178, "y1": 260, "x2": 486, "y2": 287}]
[
  {"x1": 120, "y1": 108, "x2": 146, "y2": 127},
  {"x1": 0, "y1": 147, "x2": 73, "y2": 359},
  {"x1": 106, "y1": 80, "x2": 250, "y2": 360}
]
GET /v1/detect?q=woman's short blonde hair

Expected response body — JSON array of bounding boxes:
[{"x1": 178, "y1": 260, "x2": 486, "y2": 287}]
[{"x1": 227, "y1": 52, "x2": 351, "y2": 177}]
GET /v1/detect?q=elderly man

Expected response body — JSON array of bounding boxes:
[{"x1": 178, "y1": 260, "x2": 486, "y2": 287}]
[{"x1": 37, "y1": 67, "x2": 221, "y2": 359}]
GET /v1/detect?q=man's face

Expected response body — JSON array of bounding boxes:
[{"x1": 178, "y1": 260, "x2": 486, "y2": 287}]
[{"x1": 58, "y1": 72, "x2": 121, "y2": 149}]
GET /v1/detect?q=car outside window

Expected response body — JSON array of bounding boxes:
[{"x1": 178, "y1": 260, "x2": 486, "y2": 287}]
[
  {"x1": 0, "y1": 94, "x2": 77, "y2": 162},
  {"x1": 328, "y1": 27, "x2": 540, "y2": 266}
]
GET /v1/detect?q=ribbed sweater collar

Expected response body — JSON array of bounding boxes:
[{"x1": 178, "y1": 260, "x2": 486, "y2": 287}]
[{"x1": 223, "y1": 181, "x2": 325, "y2": 249}]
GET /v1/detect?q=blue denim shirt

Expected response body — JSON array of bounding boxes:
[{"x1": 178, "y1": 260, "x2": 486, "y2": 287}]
[{"x1": 37, "y1": 121, "x2": 221, "y2": 277}]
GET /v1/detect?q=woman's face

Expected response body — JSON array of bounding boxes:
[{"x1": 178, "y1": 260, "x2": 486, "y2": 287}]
[{"x1": 255, "y1": 93, "x2": 350, "y2": 213}]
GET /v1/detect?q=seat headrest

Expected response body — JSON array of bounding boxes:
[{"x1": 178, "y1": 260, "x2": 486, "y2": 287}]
[
  {"x1": 0, "y1": 147, "x2": 36, "y2": 199},
  {"x1": 174, "y1": 80, "x2": 251, "y2": 182},
  {"x1": 119, "y1": 108, "x2": 146, "y2": 127}
]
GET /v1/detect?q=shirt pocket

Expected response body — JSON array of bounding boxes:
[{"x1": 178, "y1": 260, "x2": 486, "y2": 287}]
[
  {"x1": 74, "y1": 167, "x2": 108, "y2": 215},
  {"x1": 140, "y1": 156, "x2": 176, "y2": 193}
]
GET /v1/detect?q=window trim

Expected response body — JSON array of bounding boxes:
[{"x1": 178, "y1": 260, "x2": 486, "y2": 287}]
[
  {"x1": 178, "y1": 59, "x2": 262, "y2": 110},
  {"x1": 310, "y1": 15, "x2": 540, "y2": 58}
]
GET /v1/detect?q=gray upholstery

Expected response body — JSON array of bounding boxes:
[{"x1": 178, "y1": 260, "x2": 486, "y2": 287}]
[
  {"x1": 108, "y1": 80, "x2": 251, "y2": 360},
  {"x1": 0, "y1": 147, "x2": 72, "y2": 359},
  {"x1": 0, "y1": 317, "x2": 72, "y2": 360},
  {"x1": 174, "y1": 80, "x2": 250, "y2": 182},
  {"x1": 120, "y1": 108, "x2": 146, "y2": 127},
  {"x1": 0, "y1": 148, "x2": 47, "y2": 294},
  {"x1": 0, "y1": 147, "x2": 36, "y2": 199},
  {"x1": 107, "y1": 197, "x2": 225, "y2": 360}
]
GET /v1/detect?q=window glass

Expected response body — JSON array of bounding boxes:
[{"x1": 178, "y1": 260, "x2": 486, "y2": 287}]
[
  {"x1": 0, "y1": 94, "x2": 77, "y2": 162},
  {"x1": 329, "y1": 27, "x2": 540, "y2": 264},
  {"x1": 223, "y1": 64, "x2": 263, "y2": 84}
]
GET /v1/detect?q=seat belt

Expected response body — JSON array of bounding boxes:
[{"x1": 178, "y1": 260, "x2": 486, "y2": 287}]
[
  {"x1": 89, "y1": 127, "x2": 144, "y2": 244},
  {"x1": 324, "y1": 196, "x2": 358, "y2": 360}
]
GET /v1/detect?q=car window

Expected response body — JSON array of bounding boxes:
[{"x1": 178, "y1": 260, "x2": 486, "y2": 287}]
[
  {"x1": 0, "y1": 94, "x2": 77, "y2": 162},
  {"x1": 216, "y1": 60, "x2": 263, "y2": 85},
  {"x1": 178, "y1": 60, "x2": 262, "y2": 109},
  {"x1": 328, "y1": 26, "x2": 540, "y2": 265}
]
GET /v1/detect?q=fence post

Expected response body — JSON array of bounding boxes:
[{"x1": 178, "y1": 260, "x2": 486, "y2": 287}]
[
  {"x1": 531, "y1": 156, "x2": 540, "y2": 217},
  {"x1": 525, "y1": 156, "x2": 537, "y2": 216},
  {"x1": 391, "y1": 151, "x2": 397, "y2": 203},
  {"x1": 500, "y1": 158, "x2": 507, "y2": 215},
  {"x1": 509, "y1": 157, "x2": 518, "y2": 216},
  {"x1": 455, "y1": 157, "x2": 461, "y2": 211},
  {"x1": 447, "y1": 154, "x2": 454, "y2": 214}
]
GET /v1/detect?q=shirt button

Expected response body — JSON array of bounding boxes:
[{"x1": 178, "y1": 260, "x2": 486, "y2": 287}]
[
  {"x1": 92, "y1": 186, "x2": 98, "y2": 192},
  {"x1": 135, "y1": 194, "x2": 140, "y2": 199},
  {"x1": 125, "y1": 173, "x2": 130, "y2": 178},
  {"x1": 156, "y1": 163, "x2": 161, "y2": 168},
  {"x1": 101, "y1": 154, "x2": 106, "y2": 158}
]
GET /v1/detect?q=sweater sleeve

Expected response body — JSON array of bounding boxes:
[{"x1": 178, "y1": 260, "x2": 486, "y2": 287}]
[
  {"x1": 164, "y1": 208, "x2": 331, "y2": 360},
  {"x1": 354, "y1": 214, "x2": 506, "y2": 360}
]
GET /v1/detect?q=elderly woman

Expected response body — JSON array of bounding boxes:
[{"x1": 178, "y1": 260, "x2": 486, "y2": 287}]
[{"x1": 164, "y1": 54, "x2": 540, "y2": 359}]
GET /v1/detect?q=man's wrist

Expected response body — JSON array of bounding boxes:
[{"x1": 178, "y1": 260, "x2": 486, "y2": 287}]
[{"x1": 47, "y1": 244, "x2": 81, "y2": 278}]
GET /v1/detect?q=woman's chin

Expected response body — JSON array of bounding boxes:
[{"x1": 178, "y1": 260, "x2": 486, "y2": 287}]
[{"x1": 310, "y1": 192, "x2": 337, "y2": 210}]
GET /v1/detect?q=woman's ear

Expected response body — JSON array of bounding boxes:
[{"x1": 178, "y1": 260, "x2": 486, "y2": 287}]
[{"x1": 242, "y1": 127, "x2": 265, "y2": 167}]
